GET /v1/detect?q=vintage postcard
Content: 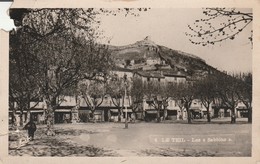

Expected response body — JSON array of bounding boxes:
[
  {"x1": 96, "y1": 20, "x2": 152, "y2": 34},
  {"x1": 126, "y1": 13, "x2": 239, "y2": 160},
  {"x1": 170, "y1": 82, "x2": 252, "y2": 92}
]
[{"x1": 0, "y1": 0, "x2": 259, "y2": 163}]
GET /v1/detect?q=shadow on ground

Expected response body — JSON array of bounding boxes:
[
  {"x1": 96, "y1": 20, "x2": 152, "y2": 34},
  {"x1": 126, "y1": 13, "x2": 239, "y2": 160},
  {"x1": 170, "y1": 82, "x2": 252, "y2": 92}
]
[
  {"x1": 9, "y1": 121, "x2": 251, "y2": 157},
  {"x1": 9, "y1": 128, "x2": 118, "y2": 157}
]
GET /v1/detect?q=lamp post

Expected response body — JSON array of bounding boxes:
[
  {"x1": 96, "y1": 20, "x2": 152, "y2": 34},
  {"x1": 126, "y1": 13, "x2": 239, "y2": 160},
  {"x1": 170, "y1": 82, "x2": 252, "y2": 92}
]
[
  {"x1": 124, "y1": 84, "x2": 128, "y2": 129},
  {"x1": 123, "y1": 74, "x2": 128, "y2": 129}
]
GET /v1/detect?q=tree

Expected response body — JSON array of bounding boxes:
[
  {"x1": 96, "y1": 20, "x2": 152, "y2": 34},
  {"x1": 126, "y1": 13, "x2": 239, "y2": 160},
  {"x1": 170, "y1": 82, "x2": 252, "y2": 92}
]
[
  {"x1": 143, "y1": 81, "x2": 165, "y2": 123},
  {"x1": 160, "y1": 83, "x2": 176, "y2": 121},
  {"x1": 78, "y1": 79, "x2": 107, "y2": 122},
  {"x1": 215, "y1": 73, "x2": 241, "y2": 123},
  {"x1": 195, "y1": 74, "x2": 217, "y2": 122},
  {"x1": 130, "y1": 78, "x2": 145, "y2": 120},
  {"x1": 106, "y1": 75, "x2": 128, "y2": 122},
  {"x1": 39, "y1": 37, "x2": 112, "y2": 135},
  {"x1": 174, "y1": 82, "x2": 195, "y2": 124},
  {"x1": 10, "y1": 9, "x2": 112, "y2": 135},
  {"x1": 9, "y1": 8, "x2": 149, "y2": 134},
  {"x1": 236, "y1": 73, "x2": 252, "y2": 123},
  {"x1": 186, "y1": 8, "x2": 253, "y2": 46},
  {"x1": 9, "y1": 29, "x2": 43, "y2": 127},
  {"x1": 175, "y1": 99, "x2": 185, "y2": 120},
  {"x1": 242, "y1": 73, "x2": 252, "y2": 123},
  {"x1": 142, "y1": 80, "x2": 180, "y2": 122}
]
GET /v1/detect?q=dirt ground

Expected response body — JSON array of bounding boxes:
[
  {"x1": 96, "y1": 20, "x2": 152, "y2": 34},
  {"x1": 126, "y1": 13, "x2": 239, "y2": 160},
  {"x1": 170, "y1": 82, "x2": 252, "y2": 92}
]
[{"x1": 9, "y1": 118, "x2": 251, "y2": 157}]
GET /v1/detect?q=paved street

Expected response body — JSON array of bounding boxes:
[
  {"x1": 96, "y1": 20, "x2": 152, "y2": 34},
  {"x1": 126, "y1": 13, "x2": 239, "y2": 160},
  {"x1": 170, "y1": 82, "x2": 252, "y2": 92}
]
[{"x1": 9, "y1": 118, "x2": 251, "y2": 157}]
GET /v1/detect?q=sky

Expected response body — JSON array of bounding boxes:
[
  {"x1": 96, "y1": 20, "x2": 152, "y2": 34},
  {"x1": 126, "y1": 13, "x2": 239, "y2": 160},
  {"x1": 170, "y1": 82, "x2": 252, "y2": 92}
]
[
  {"x1": 97, "y1": 8, "x2": 252, "y2": 73},
  {"x1": 0, "y1": 5, "x2": 252, "y2": 73}
]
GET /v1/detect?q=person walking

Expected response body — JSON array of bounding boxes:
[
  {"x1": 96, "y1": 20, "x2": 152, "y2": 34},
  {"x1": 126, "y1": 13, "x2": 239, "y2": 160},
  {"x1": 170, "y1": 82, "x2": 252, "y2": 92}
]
[{"x1": 24, "y1": 119, "x2": 37, "y2": 141}]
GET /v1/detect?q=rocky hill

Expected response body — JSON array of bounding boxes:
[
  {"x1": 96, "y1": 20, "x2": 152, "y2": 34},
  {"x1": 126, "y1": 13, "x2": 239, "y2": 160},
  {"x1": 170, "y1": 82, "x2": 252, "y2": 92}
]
[{"x1": 109, "y1": 36, "x2": 220, "y2": 80}]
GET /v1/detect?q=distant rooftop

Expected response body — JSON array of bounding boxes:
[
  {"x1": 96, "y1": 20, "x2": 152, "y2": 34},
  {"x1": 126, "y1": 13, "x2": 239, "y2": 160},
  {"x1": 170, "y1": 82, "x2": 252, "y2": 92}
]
[
  {"x1": 135, "y1": 71, "x2": 165, "y2": 78},
  {"x1": 161, "y1": 69, "x2": 186, "y2": 77},
  {"x1": 112, "y1": 66, "x2": 133, "y2": 72}
]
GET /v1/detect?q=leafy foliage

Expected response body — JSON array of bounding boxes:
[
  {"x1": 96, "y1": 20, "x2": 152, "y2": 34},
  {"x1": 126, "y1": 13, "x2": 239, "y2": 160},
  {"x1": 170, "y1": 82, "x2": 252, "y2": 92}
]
[{"x1": 9, "y1": 28, "x2": 44, "y2": 126}]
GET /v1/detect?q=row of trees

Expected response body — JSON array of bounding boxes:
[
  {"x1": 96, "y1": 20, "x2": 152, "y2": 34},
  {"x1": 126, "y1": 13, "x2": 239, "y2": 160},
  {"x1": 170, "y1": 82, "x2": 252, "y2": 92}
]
[
  {"x1": 79, "y1": 71, "x2": 252, "y2": 125},
  {"x1": 9, "y1": 9, "x2": 113, "y2": 135},
  {"x1": 127, "y1": 72, "x2": 252, "y2": 124},
  {"x1": 9, "y1": 8, "x2": 149, "y2": 135}
]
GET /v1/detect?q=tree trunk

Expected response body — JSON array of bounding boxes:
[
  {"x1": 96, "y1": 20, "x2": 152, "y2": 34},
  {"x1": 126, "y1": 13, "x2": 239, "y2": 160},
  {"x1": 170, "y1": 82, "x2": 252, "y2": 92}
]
[
  {"x1": 207, "y1": 107, "x2": 211, "y2": 122},
  {"x1": 185, "y1": 102, "x2": 192, "y2": 124},
  {"x1": 108, "y1": 110, "x2": 111, "y2": 122},
  {"x1": 230, "y1": 108, "x2": 236, "y2": 124},
  {"x1": 133, "y1": 112, "x2": 137, "y2": 123},
  {"x1": 25, "y1": 101, "x2": 31, "y2": 123},
  {"x1": 91, "y1": 109, "x2": 96, "y2": 123},
  {"x1": 163, "y1": 108, "x2": 167, "y2": 121},
  {"x1": 19, "y1": 111, "x2": 24, "y2": 127},
  {"x1": 26, "y1": 111, "x2": 31, "y2": 123},
  {"x1": 179, "y1": 108, "x2": 184, "y2": 120},
  {"x1": 46, "y1": 113, "x2": 55, "y2": 136},
  {"x1": 141, "y1": 110, "x2": 145, "y2": 120},
  {"x1": 181, "y1": 108, "x2": 184, "y2": 120},
  {"x1": 11, "y1": 108, "x2": 16, "y2": 127},
  {"x1": 157, "y1": 108, "x2": 160, "y2": 123},
  {"x1": 248, "y1": 107, "x2": 252, "y2": 123},
  {"x1": 46, "y1": 105, "x2": 56, "y2": 136},
  {"x1": 118, "y1": 108, "x2": 121, "y2": 122},
  {"x1": 187, "y1": 108, "x2": 192, "y2": 124}
]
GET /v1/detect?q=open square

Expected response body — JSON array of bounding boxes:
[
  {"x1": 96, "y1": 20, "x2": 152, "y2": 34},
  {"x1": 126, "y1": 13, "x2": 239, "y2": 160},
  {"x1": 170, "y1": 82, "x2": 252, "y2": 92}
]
[{"x1": 9, "y1": 118, "x2": 251, "y2": 157}]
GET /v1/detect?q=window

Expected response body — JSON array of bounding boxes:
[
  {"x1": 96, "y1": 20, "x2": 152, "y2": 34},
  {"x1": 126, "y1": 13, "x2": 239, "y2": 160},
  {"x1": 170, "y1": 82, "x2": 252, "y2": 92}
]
[
  {"x1": 158, "y1": 78, "x2": 160, "y2": 82},
  {"x1": 147, "y1": 77, "x2": 150, "y2": 81}
]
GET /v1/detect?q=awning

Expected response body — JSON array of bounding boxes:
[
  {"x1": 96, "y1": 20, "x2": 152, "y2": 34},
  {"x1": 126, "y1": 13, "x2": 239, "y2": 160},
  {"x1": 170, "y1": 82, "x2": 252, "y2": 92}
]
[
  {"x1": 146, "y1": 110, "x2": 157, "y2": 114},
  {"x1": 110, "y1": 109, "x2": 119, "y2": 113},
  {"x1": 167, "y1": 108, "x2": 178, "y2": 111},
  {"x1": 55, "y1": 109, "x2": 71, "y2": 112},
  {"x1": 30, "y1": 110, "x2": 44, "y2": 113},
  {"x1": 192, "y1": 110, "x2": 201, "y2": 112},
  {"x1": 9, "y1": 110, "x2": 43, "y2": 113},
  {"x1": 236, "y1": 108, "x2": 249, "y2": 111},
  {"x1": 190, "y1": 107, "x2": 201, "y2": 112},
  {"x1": 122, "y1": 109, "x2": 132, "y2": 113},
  {"x1": 236, "y1": 106, "x2": 248, "y2": 110},
  {"x1": 109, "y1": 109, "x2": 132, "y2": 113}
]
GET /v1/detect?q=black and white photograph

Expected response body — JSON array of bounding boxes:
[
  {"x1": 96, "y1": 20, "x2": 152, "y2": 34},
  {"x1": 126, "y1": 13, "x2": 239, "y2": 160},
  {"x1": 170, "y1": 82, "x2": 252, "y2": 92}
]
[{"x1": 1, "y1": 1, "x2": 259, "y2": 163}]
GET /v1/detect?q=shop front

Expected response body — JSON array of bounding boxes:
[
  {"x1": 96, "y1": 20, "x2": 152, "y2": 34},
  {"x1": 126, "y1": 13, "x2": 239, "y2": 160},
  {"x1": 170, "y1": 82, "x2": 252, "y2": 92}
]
[
  {"x1": 190, "y1": 108, "x2": 202, "y2": 119},
  {"x1": 54, "y1": 109, "x2": 72, "y2": 123},
  {"x1": 167, "y1": 109, "x2": 177, "y2": 120},
  {"x1": 144, "y1": 109, "x2": 163, "y2": 122}
]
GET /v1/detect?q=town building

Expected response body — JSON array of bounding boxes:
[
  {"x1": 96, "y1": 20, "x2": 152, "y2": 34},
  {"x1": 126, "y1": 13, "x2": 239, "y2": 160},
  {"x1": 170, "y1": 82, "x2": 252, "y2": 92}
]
[{"x1": 134, "y1": 71, "x2": 165, "y2": 83}]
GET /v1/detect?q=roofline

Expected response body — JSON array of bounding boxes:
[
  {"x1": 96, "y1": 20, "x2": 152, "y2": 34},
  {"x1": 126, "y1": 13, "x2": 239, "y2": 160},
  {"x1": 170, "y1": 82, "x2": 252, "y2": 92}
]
[
  {"x1": 134, "y1": 72, "x2": 165, "y2": 78},
  {"x1": 112, "y1": 67, "x2": 133, "y2": 72},
  {"x1": 163, "y1": 74, "x2": 186, "y2": 78}
]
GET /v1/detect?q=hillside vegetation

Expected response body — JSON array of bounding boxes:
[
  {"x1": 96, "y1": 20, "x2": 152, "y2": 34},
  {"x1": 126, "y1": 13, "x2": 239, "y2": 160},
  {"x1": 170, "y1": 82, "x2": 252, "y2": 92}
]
[{"x1": 109, "y1": 36, "x2": 220, "y2": 79}]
